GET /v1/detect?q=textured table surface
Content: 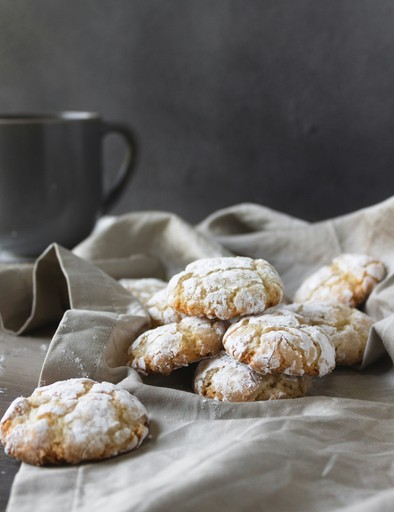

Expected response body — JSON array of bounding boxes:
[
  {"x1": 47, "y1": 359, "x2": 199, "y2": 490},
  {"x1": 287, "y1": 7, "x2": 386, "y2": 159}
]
[{"x1": 0, "y1": 330, "x2": 49, "y2": 511}]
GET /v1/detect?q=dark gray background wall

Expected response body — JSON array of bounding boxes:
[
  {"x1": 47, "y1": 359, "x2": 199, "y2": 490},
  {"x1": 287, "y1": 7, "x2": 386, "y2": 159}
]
[{"x1": 1, "y1": 0, "x2": 393, "y2": 223}]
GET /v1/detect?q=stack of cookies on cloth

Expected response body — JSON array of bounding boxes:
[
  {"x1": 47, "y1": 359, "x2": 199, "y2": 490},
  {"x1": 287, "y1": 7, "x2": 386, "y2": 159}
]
[
  {"x1": 125, "y1": 254, "x2": 386, "y2": 402},
  {"x1": 0, "y1": 254, "x2": 386, "y2": 467}
]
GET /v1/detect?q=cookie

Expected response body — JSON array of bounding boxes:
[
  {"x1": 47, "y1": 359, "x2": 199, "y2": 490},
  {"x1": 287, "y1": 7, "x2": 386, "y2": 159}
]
[
  {"x1": 0, "y1": 378, "x2": 149, "y2": 466},
  {"x1": 128, "y1": 317, "x2": 226, "y2": 375},
  {"x1": 118, "y1": 278, "x2": 167, "y2": 305},
  {"x1": 272, "y1": 302, "x2": 374, "y2": 366},
  {"x1": 223, "y1": 312, "x2": 335, "y2": 377},
  {"x1": 146, "y1": 288, "x2": 186, "y2": 326},
  {"x1": 294, "y1": 253, "x2": 386, "y2": 307},
  {"x1": 167, "y1": 256, "x2": 284, "y2": 320},
  {"x1": 194, "y1": 351, "x2": 312, "y2": 402}
]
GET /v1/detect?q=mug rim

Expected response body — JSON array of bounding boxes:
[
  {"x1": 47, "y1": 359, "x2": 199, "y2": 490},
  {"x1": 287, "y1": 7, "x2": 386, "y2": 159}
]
[{"x1": 0, "y1": 111, "x2": 100, "y2": 124}]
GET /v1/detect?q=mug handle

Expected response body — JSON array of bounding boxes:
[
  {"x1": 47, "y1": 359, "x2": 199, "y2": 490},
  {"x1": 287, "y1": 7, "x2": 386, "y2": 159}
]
[{"x1": 100, "y1": 121, "x2": 138, "y2": 213}]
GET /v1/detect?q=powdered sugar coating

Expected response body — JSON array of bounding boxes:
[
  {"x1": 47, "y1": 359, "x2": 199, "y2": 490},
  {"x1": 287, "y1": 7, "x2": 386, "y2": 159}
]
[
  {"x1": 268, "y1": 302, "x2": 373, "y2": 366},
  {"x1": 128, "y1": 316, "x2": 227, "y2": 375},
  {"x1": 118, "y1": 278, "x2": 167, "y2": 305},
  {"x1": 0, "y1": 378, "x2": 149, "y2": 466},
  {"x1": 167, "y1": 257, "x2": 284, "y2": 320},
  {"x1": 194, "y1": 351, "x2": 312, "y2": 402},
  {"x1": 146, "y1": 288, "x2": 186, "y2": 326},
  {"x1": 294, "y1": 254, "x2": 386, "y2": 307},
  {"x1": 223, "y1": 312, "x2": 335, "y2": 377}
]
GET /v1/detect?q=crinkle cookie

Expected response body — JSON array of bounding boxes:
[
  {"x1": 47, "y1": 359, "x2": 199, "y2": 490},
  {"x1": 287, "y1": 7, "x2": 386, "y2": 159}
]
[
  {"x1": 223, "y1": 312, "x2": 335, "y2": 377},
  {"x1": 167, "y1": 257, "x2": 284, "y2": 320},
  {"x1": 128, "y1": 317, "x2": 226, "y2": 375},
  {"x1": 118, "y1": 278, "x2": 167, "y2": 305},
  {"x1": 146, "y1": 288, "x2": 186, "y2": 326},
  {"x1": 271, "y1": 302, "x2": 374, "y2": 366},
  {"x1": 294, "y1": 253, "x2": 386, "y2": 307},
  {"x1": 194, "y1": 351, "x2": 312, "y2": 402},
  {"x1": 0, "y1": 378, "x2": 149, "y2": 466}
]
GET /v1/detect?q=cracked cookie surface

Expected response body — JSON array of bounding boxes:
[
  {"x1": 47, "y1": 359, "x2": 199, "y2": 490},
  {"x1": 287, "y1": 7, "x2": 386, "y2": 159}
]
[
  {"x1": 294, "y1": 253, "x2": 386, "y2": 307},
  {"x1": 146, "y1": 288, "x2": 186, "y2": 326},
  {"x1": 270, "y1": 302, "x2": 374, "y2": 366},
  {"x1": 223, "y1": 312, "x2": 335, "y2": 376},
  {"x1": 118, "y1": 278, "x2": 167, "y2": 305},
  {"x1": 0, "y1": 378, "x2": 149, "y2": 466},
  {"x1": 194, "y1": 351, "x2": 312, "y2": 402},
  {"x1": 167, "y1": 257, "x2": 284, "y2": 320},
  {"x1": 128, "y1": 316, "x2": 227, "y2": 375}
]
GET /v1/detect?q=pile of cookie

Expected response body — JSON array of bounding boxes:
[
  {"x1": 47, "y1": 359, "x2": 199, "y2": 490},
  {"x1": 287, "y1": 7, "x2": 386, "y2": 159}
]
[
  {"x1": 124, "y1": 254, "x2": 386, "y2": 402},
  {"x1": 0, "y1": 253, "x2": 386, "y2": 467}
]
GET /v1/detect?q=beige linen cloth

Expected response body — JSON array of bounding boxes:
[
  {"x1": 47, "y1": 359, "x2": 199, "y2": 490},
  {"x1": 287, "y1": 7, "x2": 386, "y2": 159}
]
[{"x1": 2, "y1": 198, "x2": 394, "y2": 512}]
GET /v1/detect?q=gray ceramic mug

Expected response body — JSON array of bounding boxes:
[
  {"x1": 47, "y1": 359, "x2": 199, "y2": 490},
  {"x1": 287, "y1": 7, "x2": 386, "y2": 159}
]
[{"x1": 0, "y1": 112, "x2": 137, "y2": 261}]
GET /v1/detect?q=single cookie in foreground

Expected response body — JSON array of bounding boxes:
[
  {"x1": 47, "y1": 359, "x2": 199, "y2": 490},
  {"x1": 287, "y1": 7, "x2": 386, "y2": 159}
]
[
  {"x1": 118, "y1": 278, "x2": 167, "y2": 305},
  {"x1": 270, "y1": 302, "x2": 374, "y2": 366},
  {"x1": 223, "y1": 312, "x2": 335, "y2": 377},
  {"x1": 167, "y1": 256, "x2": 284, "y2": 320},
  {"x1": 294, "y1": 254, "x2": 386, "y2": 307},
  {"x1": 194, "y1": 351, "x2": 312, "y2": 402},
  {"x1": 128, "y1": 317, "x2": 226, "y2": 375},
  {"x1": 0, "y1": 378, "x2": 149, "y2": 466},
  {"x1": 146, "y1": 288, "x2": 186, "y2": 326}
]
